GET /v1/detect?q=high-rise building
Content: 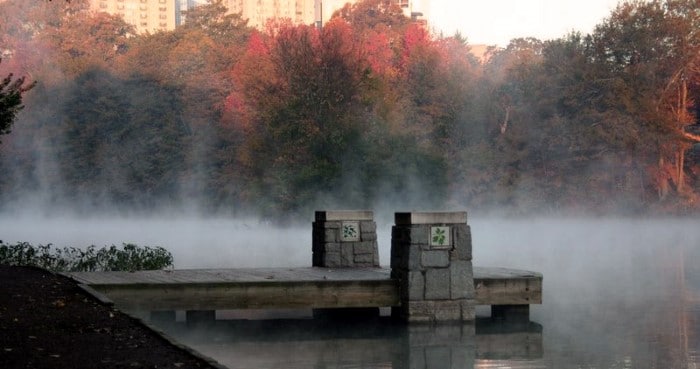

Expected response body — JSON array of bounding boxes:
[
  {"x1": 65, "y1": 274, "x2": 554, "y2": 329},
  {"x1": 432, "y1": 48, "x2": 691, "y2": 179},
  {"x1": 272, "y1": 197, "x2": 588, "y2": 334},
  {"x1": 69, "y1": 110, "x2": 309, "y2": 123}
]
[
  {"x1": 90, "y1": 0, "x2": 177, "y2": 34},
  {"x1": 175, "y1": 0, "x2": 202, "y2": 25},
  {"x1": 223, "y1": 0, "x2": 316, "y2": 28},
  {"x1": 222, "y1": 0, "x2": 419, "y2": 30},
  {"x1": 314, "y1": 0, "x2": 348, "y2": 27},
  {"x1": 89, "y1": 0, "x2": 419, "y2": 34}
]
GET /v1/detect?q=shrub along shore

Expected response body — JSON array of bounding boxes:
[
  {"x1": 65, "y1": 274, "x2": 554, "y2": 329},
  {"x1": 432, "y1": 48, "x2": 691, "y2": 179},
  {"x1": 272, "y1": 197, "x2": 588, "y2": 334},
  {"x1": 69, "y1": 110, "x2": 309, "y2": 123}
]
[{"x1": 0, "y1": 241, "x2": 174, "y2": 272}]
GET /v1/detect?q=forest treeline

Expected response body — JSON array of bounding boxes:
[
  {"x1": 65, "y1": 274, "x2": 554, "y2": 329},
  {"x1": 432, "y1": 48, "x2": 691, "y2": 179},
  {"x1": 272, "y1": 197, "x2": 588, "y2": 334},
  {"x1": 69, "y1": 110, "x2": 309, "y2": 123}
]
[{"x1": 0, "y1": 0, "x2": 698, "y2": 218}]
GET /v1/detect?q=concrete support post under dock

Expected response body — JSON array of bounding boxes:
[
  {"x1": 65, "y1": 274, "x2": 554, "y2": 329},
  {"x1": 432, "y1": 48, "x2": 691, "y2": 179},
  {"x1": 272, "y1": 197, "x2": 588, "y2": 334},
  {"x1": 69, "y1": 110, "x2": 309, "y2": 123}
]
[
  {"x1": 186, "y1": 310, "x2": 216, "y2": 326},
  {"x1": 492, "y1": 304, "x2": 530, "y2": 321},
  {"x1": 391, "y1": 211, "x2": 475, "y2": 323}
]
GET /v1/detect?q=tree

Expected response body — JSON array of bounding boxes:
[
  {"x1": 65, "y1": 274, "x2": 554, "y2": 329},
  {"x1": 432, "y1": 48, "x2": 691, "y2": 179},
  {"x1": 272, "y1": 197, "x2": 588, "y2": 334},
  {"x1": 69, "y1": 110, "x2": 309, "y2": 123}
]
[
  {"x1": 41, "y1": 11, "x2": 135, "y2": 77},
  {"x1": 180, "y1": 0, "x2": 250, "y2": 47},
  {"x1": 56, "y1": 69, "x2": 190, "y2": 208},
  {"x1": 591, "y1": 0, "x2": 700, "y2": 202},
  {"x1": 229, "y1": 19, "x2": 376, "y2": 215},
  {"x1": 0, "y1": 0, "x2": 90, "y2": 83},
  {"x1": 332, "y1": 0, "x2": 410, "y2": 35},
  {"x1": 115, "y1": 3, "x2": 253, "y2": 211},
  {"x1": 0, "y1": 60, "x2": 35, "y2": 143}
]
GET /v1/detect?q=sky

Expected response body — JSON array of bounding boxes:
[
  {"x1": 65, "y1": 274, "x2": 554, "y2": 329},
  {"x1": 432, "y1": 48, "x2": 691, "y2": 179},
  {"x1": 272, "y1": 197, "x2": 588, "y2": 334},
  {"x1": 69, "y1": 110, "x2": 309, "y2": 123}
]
[{"x1": 421, "y1": 0, "x2": 623, "y2": 46}]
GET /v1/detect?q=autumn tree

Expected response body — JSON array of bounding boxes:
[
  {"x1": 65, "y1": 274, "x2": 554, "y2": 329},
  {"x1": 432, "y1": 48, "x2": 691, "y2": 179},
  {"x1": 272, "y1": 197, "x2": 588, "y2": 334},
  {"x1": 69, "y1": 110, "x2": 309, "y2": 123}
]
[
  {"x1": 3, "y1": 0, "x2": 700, "y2": 216},
  {"x1": 590, "y1": 0, "x2": 700, "y2": 204},
  {"x1": 0, "y1": 0, "x2": 90, "y2": 84},
  {"x1": 458, "y1": 1, "x2": 700, "y2": 212},
  {"x1": 180, "y1": 0, "x2": 250, "y2": 47},
  {"x1": 230, "y1": 19, "x2": 376, "y2": 215},
  {"x1": 41, "y1": 11, "x2": 135, "y2": 77},
  {"x1": 332, "y1": 0, "x2": 410, "y2": 36}
]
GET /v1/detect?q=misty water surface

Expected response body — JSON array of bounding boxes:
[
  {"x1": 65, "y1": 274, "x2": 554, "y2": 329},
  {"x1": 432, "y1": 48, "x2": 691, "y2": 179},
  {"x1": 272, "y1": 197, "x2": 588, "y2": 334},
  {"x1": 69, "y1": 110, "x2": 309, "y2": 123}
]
[{"x1": 1, "y1": 214, "x2": 698, "y2": 368}]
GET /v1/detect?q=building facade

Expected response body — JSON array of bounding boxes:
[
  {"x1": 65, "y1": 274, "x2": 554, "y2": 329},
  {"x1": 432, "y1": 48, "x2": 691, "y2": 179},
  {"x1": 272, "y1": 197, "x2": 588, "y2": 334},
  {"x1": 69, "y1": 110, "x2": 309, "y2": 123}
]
[
  {"x1": 224, "y1": 0, "x2": 316, "y2": 28},
  {"x1": 176, "y1": 0, "x2": 203, "y2": 25},
  {"x1": 90, "y1": 0, "x2": 177, "y2": 34},
  {"x1": 90, "y1": 0, "x2": 417, "y2": 34}
]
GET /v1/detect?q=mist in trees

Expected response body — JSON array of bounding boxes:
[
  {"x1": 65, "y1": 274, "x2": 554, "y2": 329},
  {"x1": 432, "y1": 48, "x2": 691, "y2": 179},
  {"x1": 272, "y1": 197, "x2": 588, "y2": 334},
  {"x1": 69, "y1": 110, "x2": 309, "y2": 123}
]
[{"x1": 0, "y1": 0, "x2": 698, "y2": 219}]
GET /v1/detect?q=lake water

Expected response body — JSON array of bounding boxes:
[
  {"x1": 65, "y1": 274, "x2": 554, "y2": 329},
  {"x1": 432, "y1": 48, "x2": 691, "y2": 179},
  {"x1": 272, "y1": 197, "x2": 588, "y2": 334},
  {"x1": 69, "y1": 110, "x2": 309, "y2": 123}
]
[{"x1": 1, "y1": 214, "x2": 698, "y2": 368}]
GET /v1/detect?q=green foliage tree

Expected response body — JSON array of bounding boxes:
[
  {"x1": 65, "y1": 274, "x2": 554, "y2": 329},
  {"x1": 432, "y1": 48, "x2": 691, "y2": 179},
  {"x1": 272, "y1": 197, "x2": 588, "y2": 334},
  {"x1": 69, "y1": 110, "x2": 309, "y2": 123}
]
[
  {"x1": 56, "y1": 69, "x2": 189, "y2": 208},
  {"x1": 118, "y1": 2, "x2": 252, "y2": 211},
  {"x1": 0, "y1": 64, "x2": 34, "y2": 143}
]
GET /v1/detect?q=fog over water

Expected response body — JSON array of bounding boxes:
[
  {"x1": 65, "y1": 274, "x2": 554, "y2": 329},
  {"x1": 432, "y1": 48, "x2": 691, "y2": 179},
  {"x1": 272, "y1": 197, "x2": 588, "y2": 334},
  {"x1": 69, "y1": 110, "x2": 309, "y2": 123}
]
[
  {"x1": 0, "y1": 212, "x2": 313, "y2": 268},
  {"x1": 1, "y1": 211, "x2": 695, "y2": 273},
  {"x1": 2, "y1": 211, "x2": 699, "y2": 367}
]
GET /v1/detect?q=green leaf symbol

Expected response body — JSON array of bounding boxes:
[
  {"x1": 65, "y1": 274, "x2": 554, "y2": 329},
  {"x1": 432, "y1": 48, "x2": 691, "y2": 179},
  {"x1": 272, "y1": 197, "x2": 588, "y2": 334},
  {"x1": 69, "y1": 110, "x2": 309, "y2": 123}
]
[
  {"x1": 343, "y1": 224, "x2": 357, "y2": 238},
  {"x1": 432, "y1": 228, "x2": 446, "y2": 245}
]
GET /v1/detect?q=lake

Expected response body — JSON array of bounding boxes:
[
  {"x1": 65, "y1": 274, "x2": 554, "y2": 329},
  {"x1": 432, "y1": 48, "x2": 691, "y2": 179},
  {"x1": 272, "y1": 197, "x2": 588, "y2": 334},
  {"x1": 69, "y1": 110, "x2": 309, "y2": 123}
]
[{"x1": 1, "y1": 214, "x2": 698, "y2": 368}]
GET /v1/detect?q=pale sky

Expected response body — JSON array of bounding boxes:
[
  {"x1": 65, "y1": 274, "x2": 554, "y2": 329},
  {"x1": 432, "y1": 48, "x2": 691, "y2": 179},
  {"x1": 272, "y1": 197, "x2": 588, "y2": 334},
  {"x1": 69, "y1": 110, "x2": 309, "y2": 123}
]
[{"x1": 418, "y1": 0, "x2": 622, "y2": 46}]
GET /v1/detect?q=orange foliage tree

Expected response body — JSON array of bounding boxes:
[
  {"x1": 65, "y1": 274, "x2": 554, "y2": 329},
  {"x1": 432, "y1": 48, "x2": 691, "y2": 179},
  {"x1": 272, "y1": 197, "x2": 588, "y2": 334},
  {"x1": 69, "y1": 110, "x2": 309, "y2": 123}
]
[{"x1": 228, "y1": 18, "x2": 374, "y2": 214}]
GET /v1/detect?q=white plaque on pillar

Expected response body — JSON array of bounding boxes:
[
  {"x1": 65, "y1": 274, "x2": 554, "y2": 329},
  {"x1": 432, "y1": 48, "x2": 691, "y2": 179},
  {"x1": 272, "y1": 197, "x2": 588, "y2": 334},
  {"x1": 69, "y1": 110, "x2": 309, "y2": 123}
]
[
  {"x1": 340, "y1": 221, "x2": 360, "y2": 242},
  {"x1": 430, "y1": 226, "x2": 451, "y2": 248}
]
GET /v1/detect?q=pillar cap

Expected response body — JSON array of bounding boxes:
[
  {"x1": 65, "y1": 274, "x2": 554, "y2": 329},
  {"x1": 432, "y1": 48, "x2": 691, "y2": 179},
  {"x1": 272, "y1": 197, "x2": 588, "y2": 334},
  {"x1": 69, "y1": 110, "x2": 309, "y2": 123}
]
[
  {"x1": 395, "y1": 211, "x2": 467, "y2": 225},
  {"x1": 315, "y1": 210, "x2": 374, "y2": 221}
]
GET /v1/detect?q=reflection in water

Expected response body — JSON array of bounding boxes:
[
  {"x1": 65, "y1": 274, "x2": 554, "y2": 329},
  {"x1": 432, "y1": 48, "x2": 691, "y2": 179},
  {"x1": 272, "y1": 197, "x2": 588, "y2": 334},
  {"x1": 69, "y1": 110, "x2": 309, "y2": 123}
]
[
  {"x1": 152, "y1": 267, "x2": 700, "y2": 369},
  {"x1": 153, "y1": 316, "x2": 543, "y2": 369},
  {"x1": 2, "y1": 216, "x2": 698, "y2": 367},
  {"x1": 682, "y1": 245, "x2": 700, "y2": 368},
  {"x1": 471, "y1": 218, "x2": 700, "y2": 369},
  {"x1": 147, "y1": 218, "x2": 700, "y2": 369},
  {"x1": 474, "y1": 318, "x2": 543, "y2": 362}
]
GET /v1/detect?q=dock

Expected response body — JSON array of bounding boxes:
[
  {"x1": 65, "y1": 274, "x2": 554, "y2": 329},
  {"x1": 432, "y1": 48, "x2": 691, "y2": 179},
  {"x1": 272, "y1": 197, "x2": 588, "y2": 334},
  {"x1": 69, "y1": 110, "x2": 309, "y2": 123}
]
[
  {"x1": 67, "y1": 210, "x2": 544, "y2": 322},
  {"x1": 68, "y1": 266, "x2": 542, "y2": 316}
]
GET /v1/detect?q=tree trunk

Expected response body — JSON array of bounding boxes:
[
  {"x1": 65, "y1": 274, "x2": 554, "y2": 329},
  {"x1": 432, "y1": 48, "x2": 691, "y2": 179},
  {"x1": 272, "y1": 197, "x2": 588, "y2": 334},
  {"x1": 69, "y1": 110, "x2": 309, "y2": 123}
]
[
  {"x1": 675, "y1": 77, "x2": 690, "y2": 194},
  {"x1": 500, "y1": 106, "x2": 510, "y2": 134},
  {"x1": 677, "y1": 148, "x2": 685, "y2": 193},
  {"x1": 658, "y1": 156, "x2": 669, "y2": 200}
]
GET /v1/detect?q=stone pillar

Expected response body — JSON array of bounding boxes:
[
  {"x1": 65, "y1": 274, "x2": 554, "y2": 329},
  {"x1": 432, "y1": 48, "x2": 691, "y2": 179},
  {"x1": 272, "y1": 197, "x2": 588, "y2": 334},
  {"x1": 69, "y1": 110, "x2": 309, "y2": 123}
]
[
  {"x1": 391, "y1": 211, "x2": 475, "y2": 322},
  {"x1": 312, "y1": 210, "x2": 379, "y2": 268}
]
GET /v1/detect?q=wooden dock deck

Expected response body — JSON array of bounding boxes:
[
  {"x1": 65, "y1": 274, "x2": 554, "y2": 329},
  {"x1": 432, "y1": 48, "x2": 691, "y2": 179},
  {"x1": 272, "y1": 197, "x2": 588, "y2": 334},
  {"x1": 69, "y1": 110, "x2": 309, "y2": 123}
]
[{"x1": 68, "y1": 267, "x2": 542, "y2": 313}]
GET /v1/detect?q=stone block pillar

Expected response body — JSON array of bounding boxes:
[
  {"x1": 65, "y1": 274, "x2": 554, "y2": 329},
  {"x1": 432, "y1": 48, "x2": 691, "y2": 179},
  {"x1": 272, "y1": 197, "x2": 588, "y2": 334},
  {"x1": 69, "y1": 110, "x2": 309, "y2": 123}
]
[
  {"x1": 312, "y1": 210, "x2": 379, "y2": 268},
  {"x1": 391, "y1": 211, "x2": 475, "y2": 322}
]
